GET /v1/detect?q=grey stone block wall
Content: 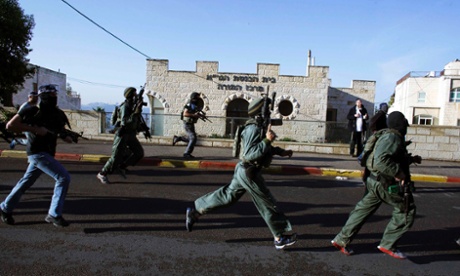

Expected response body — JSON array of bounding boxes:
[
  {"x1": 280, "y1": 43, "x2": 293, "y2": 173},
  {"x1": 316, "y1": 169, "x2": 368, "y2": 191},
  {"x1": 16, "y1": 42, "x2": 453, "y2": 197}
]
[{"x1": 145, "y1": 59, "x2": 375, "y2": 141}]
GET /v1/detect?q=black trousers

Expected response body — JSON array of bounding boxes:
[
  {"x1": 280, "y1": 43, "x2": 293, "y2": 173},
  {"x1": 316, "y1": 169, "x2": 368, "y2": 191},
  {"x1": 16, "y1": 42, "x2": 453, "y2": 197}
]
[{"x1": 349, "y1": 131, "x2": 363, "y2": 156}]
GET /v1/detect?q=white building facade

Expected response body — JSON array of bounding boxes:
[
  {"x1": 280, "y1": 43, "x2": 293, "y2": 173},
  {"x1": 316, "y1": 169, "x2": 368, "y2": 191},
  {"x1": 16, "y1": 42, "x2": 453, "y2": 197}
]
[
  {"x1": 13, "y1": 64, "x2": 81, "y2": 110},
  {"x1": 391, "y1": 59, "x2": 460, "y2": 126},
  {"x1": 145, "y1": 58, "x2": 375, "y2": 142}
]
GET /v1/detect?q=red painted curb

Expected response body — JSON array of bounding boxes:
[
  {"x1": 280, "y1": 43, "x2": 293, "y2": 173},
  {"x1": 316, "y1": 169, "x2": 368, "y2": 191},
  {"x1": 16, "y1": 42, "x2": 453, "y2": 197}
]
[
  {"x1": 281, "y1": 166, "x2": 323, "y2": 175},
  {"x1": 55, "y1": 153, "x2": 82, "y2": 161},
  {"x1": 446, "y1": 176, "x2": 460, "y2": 183},
  {"x1": 199, "y1": 161, "x2": 237, "y2": 170},
  {"x1": 138, "y1": 157, "x2": 163, "y2": 166}
]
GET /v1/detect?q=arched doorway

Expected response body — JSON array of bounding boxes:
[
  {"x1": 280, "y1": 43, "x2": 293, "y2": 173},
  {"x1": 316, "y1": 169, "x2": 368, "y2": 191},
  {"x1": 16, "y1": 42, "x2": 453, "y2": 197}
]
[{"x1": 226, "y1": 98, "x2": 249, "y2": 138}]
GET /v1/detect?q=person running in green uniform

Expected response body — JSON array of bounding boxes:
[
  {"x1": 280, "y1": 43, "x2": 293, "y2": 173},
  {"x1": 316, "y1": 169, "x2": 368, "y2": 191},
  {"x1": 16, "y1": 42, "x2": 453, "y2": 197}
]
[
  {"x1": 185, "y1": 97, "x2": 297, "y2": 250},
  {"x1": 97, "y1": 87, "x2": 144, "y2": 184},
  {"x1": 332, "y1": 111, "x2": 421, "y2": 259}
]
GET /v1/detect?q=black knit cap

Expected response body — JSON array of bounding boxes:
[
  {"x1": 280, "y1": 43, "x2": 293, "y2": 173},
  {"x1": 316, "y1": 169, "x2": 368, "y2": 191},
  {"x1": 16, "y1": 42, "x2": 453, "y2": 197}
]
[{"x1": 387, "y1": 111, "x2": 409, "y2": 135}]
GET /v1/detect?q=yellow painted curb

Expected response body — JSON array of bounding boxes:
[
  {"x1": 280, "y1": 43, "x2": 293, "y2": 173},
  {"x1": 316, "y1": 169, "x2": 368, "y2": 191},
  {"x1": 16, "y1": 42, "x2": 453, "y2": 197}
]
[
  {"x1": 321, "y1": 168, "x2": 363, "y2": 178},
  {"x1": 263, "y1": 165, "x2": 283, "y2": 174},
  {"x1": 81, "y1": 154, "x2": 110, "y2": 163},
  {"x1": 411, "y1": 174, "x2": 447, "y2": 183},
  {"x1": 159, "y1": 159, "x2": 201, "y2": 168},
  {"x1": 0, "y1": 150, "x2": 28, "y2": 158}
]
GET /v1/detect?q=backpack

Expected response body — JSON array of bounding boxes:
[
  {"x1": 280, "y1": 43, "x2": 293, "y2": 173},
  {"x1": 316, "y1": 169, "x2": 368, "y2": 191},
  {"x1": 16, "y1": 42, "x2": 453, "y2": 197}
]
[
  {"x1": 111, "y1": 105, "x2": 121, "y2": 126},
  {"x1": 232, "y1": 120, "x2": 257, "y2": 158},
  {"x1": 232, "y1": 124, "x2": 245, "y2": 158},
  {"x1": 357, "y1": 129, "x2": 397, "y2": 167}
]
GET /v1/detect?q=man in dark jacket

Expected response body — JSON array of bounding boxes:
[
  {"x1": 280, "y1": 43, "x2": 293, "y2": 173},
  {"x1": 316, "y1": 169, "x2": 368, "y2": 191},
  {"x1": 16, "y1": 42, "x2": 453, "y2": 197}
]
[
  {"x1": 362, "y1": 102, "x2": 389, "y2": 187},
  {"x1": 347, "y1": 99, "x2": 368, "y2": 157},
  {"x1": 369, "y1": 102, "x2": 388, "y2": 133}
]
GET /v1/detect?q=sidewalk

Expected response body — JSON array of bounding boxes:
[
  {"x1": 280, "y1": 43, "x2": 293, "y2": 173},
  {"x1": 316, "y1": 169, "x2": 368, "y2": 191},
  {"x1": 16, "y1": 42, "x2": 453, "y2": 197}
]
[{"x1": 1, "y1": 139, "x2": 460, "y2": 183}]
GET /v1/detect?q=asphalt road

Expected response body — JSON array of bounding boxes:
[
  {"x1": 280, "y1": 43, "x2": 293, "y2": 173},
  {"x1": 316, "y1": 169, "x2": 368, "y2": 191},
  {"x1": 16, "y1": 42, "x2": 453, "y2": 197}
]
[{"x1": 1, "y1": 158, "x2": 460, "y2": 275}]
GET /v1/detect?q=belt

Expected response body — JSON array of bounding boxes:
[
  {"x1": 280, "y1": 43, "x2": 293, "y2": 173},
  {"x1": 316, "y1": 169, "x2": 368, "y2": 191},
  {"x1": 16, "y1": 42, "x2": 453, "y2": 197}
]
[
  {"x1": 368, "y1": 173, "x2": 396, "y2": 187},
  {"x1": 368, "y1": 173, "x2": 380, "y2": 182}
]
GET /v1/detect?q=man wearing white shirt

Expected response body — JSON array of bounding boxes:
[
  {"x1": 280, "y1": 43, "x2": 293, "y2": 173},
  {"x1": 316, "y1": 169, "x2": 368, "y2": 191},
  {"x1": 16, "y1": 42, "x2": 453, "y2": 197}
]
[{"x1": 347, "y1": 99, "x2": 368, "y2": 157}]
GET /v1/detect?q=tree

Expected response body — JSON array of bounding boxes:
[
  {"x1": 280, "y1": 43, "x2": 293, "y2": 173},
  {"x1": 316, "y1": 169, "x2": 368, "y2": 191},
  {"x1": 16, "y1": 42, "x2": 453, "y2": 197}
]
[
  {"x1": 0, "y1": 0, "x2": 35, "y2": 106},
  {"x1": 388, "y1": 93, "x2": 395, "y2": 107},
  {"x1": 66, "y1": 82, "x2": 73, "y2": 96},
  {"x1": 93, "y1": 107, "x2": 105, "y2": 113}
]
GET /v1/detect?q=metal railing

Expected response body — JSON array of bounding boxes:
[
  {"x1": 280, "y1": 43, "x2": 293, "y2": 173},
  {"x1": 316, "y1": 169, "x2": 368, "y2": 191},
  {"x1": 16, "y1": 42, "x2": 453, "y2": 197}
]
[{"x1": 104, "y1": 112, "x2": 358, "y2": 144}]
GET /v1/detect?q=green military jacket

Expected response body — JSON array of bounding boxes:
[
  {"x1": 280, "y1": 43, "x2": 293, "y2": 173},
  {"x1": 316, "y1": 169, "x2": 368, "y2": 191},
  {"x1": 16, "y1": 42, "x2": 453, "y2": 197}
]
[
  {"x1": 119, "y1": 101, "x2": 141, "y2": 133},
  {"x1": 240, "y1": 120, "x2": 285, "y2": 168},
  {"x1": 367, "y1": 130, "x2": 406, "y2": 183}
]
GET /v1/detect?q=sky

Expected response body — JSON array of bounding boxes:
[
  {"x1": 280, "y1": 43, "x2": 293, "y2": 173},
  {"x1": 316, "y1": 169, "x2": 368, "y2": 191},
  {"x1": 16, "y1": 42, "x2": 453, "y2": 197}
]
[{"x1": 18, "y1": 0, "x2": 459, "y2": 106}]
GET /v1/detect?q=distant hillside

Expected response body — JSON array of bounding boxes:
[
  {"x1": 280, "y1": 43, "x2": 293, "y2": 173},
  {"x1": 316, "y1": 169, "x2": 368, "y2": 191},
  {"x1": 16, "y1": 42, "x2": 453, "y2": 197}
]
[{"x1": 81, "y1": 102, "x2": 120, "y2": 112}]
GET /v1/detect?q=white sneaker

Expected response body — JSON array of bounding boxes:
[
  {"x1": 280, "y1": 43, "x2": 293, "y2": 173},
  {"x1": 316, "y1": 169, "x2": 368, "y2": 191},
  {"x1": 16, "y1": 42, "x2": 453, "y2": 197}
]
[
  {"x1": 377, "y1": 245, "x2": 407, "y2": 259},
  {"x1": 97, "y1": 173, "x2": 110, "y2": 184}
]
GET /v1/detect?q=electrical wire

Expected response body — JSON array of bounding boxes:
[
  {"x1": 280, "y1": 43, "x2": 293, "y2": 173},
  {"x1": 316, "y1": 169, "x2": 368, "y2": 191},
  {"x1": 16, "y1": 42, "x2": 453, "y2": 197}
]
[
  {"x1": 67, "y1": 77, "x2": 127, "y2": 89},
  {"x1": 60, "y1": 0, "x2": 151, "y2": 59}
]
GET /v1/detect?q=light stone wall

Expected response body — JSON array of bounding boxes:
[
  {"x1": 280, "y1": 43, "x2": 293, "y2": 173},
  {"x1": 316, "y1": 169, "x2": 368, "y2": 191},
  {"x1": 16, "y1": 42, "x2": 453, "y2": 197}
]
[
  {"x1": 328, "y1": 80, "x2": 376, "y2": 122},
  {"x1": 406, "y1": 125, "x2": 460, "y2": 161},
  {"x1": 144, "y1": 59, "x2": 375, "y2": 142},
  {"x1": 65, "y1": 109, "x2": 460, "y2": 161},
  {"x1": 63, "y1": 110, "x2": 101, "y2": 136}
]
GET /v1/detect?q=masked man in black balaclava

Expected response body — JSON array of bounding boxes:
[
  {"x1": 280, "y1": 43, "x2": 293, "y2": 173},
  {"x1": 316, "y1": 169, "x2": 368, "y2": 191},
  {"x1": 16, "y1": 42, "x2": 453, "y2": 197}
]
[
  {"x1": 1, "y1": 84, "x2": 74, "y2": 227},
  {"x1": 332, "y1": 111, "x2": 421, "y2": 260}
]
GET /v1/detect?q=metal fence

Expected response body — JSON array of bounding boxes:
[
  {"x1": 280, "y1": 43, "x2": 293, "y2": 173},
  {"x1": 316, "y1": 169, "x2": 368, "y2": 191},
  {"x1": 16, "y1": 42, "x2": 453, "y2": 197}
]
[{"x1": 104, "y1": 112, "x2": 358, "y2": 144}]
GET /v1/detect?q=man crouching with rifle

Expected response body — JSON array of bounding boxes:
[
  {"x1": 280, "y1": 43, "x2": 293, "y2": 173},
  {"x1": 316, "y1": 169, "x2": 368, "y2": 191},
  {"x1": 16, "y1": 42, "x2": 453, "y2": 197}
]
[{"x1": 97, "y1": 87, "x2": 145, "y2": 184}]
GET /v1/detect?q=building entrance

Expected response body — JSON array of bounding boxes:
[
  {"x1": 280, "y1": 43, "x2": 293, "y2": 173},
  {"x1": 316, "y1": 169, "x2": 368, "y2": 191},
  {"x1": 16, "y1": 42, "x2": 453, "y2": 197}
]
[{"x1": 226, "y1": 98, "x2": 249, "y2": 138}]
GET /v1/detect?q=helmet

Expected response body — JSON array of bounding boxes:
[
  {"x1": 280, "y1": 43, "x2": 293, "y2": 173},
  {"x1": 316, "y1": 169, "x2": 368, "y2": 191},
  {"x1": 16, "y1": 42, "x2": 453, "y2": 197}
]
[
  {"x1": 124, "y1": 87, "x2": 137, "y2": 98},
  {"x1": 248, "y1": 98, "x2": 266, "y2": 117},
  {"x1": 38, "y1": 84, "x2": 59, "y2": 95},
  {"x1": 190, "y1": 92, "x2": 200, "y2": 99}
]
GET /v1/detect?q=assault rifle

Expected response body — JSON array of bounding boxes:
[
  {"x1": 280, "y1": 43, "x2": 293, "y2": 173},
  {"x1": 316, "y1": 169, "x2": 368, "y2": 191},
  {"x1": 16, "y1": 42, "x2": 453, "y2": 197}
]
[
  {"x1": 133, "y1": 84, "x2": 152, "y2": 140},
  {"x1": 0, "y1": 121, "x2": 15, "y2": 143},
  {"x1": 402, "y1": 180, "x2": 415, "y2": 224},
  {"x1": 400, "y1": 152, "x2": 421, "y2": 224},
  {"x1": 60, "y1": 129, "x2": 89, "y2": 143},
  {"x1": 261, "y1": 86, "x2": 282, "y2": 137},
  {"x1": 197, "y1": 110, "x2": 212, "y2": 123}
]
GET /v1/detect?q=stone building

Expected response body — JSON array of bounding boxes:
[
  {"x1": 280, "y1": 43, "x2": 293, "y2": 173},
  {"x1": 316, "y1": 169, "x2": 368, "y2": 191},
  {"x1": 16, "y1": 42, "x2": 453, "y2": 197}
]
[
  {"x1": 391, "y1": 59, "x2": 460, "y2": 126},
  {"x1": 145, "y1": 56, "x2": 375, "y2": 142},
  {"x1": 13, "y1": 64, "x2": 81, "y2": 110}
]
